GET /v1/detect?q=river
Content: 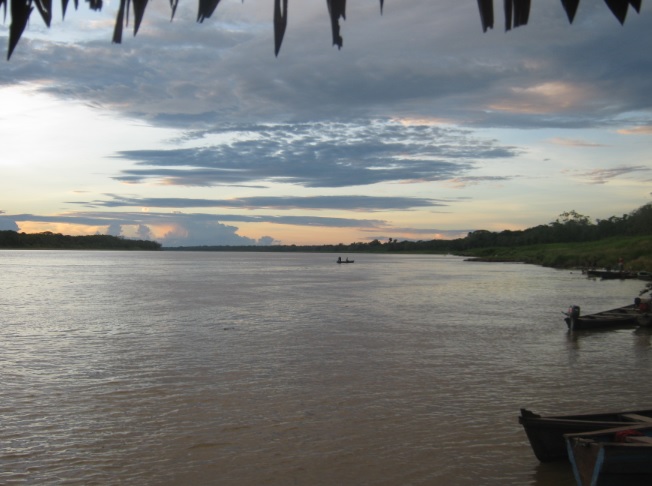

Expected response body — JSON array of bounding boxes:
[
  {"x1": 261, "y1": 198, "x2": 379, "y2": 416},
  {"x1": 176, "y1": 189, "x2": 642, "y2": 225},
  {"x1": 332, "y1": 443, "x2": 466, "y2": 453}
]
[{"x1": 1, "y1": 251, "x2": 649, "y2": 485}]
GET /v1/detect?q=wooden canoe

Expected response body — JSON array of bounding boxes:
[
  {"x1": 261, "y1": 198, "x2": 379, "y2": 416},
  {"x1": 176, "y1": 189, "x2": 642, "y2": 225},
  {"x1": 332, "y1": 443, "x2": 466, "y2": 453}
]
[
  {"x1": 518, "y1": 408, "x2": 652, "y2": 462},
  {"x1": 563, "y1": 304, "x2": 642, "y2": 331}
]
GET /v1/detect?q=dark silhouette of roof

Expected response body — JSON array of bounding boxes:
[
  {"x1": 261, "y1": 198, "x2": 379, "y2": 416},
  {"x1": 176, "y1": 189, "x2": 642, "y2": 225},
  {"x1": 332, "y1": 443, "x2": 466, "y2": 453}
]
[{"x1": 1, "y1": 0, "x2": 644, "y2": 60}]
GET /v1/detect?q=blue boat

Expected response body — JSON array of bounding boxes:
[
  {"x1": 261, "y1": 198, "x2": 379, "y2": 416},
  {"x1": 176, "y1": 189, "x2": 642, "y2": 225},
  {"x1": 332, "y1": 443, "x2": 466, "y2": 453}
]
[{"x1": 565, "y1": 423, "x2": 652, "y2": 486}]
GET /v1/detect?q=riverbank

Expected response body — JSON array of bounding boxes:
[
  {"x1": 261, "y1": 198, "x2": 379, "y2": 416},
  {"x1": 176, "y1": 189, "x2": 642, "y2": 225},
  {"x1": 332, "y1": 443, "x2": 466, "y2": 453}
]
[{"x1": 455, "y1": 235, "x2": 652, "y2": 272}]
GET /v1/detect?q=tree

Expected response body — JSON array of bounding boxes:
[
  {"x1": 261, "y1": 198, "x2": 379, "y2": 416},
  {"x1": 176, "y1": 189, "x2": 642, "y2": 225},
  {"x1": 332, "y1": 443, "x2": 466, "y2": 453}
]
[
  {"x1": 1, "y1": 0, "x2": 644, "y2": 60},
  {"x1": 626, "y1": 203, "x2": 652, "y2": 235},
  {"x1": 547, "y1": 210, "x2": 593, "y2": 242},
  {"x1": 555, "y1": 210, "x2": 592, "y2": 226}
]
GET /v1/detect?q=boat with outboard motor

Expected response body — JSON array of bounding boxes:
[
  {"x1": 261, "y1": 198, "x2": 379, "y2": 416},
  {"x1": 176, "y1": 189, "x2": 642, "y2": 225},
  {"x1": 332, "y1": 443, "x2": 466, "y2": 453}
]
[{"x1": 563, "y1": 301, "x2": 650, "y2": 331}]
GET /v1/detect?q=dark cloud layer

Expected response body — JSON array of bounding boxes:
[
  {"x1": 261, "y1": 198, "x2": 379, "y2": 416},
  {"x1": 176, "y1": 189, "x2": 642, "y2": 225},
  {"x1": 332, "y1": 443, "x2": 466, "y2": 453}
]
[
  {"x1": 112, "y1": 120, "x2": 519, "y2": 187},
  {"x1": 75, "y1": 194, "x2": 446, "y2": 211},
  {"x1": 7, "y1": 211, "x2": 387, "y2": 229},
  {"x1": 2, "y1": 2, "x2": 650, "y2": 129}
]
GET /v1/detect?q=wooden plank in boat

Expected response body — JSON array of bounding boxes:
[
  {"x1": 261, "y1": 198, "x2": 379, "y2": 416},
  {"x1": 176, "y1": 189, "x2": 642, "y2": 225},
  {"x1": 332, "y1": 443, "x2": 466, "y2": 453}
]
[
  {"x1": 621, "y1": 413, "x2": 652, "y2": 423},
  {"x1": 625, "y1": 436, "x2": 652, "y2": 444}
]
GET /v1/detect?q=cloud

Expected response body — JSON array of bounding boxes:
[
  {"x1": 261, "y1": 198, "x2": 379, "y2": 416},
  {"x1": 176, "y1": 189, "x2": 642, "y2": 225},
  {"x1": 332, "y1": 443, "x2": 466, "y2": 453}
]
[
  {"x1": 256, "y1": 236, "x2": 280, "y2": 246},
  {"x1": 445, "y1": 176, "x2": 513, "y2": 189},
  {"x1": 549, "y1": 137, "x2": 608, "y2": 147},
  {"x1": 568, "y1": 165, "x2": 652, "y2": 185},
  {"x1": 7, "y1": 210, "x2": 388, "y2": 228},
  {"x1": 111, "y1": 120, "x2": 519, "y2": 188},
  {"x1": 73, "y1": 194, "x2": 448, "y2": 211},
  {"x1": 106, "y1": 222, "x2": 123, "y2": 236},
  {"x1": 0, "y1": 216, "x2": 20, "y2": 231},
  {"x1": 489, "y1": 82, "x2": 596, "y2": 115},
  {"x1": 136, "y1": 224, "x2": 154, "y2": 240},
  {"x1": 156, "y1": 219, "x2": 257, "y2": 247},
  {"x1": 4, "y1": 2, "x2": 650, "y2": 132},
  {"x1": 617, "y1": 126, "x2": 652, "y2": 135}
]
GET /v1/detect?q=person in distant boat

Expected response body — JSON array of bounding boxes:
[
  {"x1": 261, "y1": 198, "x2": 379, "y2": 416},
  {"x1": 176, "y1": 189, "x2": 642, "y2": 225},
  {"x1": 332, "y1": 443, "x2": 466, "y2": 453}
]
[
  {"x1": 345, "y1": 257, "x2": 349, "y2": 262},
  {"x1": 338, "y1": 257, "x2": 342, "y2": 263}
]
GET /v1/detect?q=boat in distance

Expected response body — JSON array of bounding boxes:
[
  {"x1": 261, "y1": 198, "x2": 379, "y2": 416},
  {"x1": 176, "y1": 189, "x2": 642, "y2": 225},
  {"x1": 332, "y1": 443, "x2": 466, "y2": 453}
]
[
  {"x1": 336, "y1": 257, "x2": 354, "y2": 264},
  {"x1": 563, "y1": 304, "x2": 644, "y2": 331},
  {"x1": 565, "y1": 424, "x2": 652, "y2": 486},
  {"x1": 518, "y1": 408, "x2": 652, "y2": 463}
]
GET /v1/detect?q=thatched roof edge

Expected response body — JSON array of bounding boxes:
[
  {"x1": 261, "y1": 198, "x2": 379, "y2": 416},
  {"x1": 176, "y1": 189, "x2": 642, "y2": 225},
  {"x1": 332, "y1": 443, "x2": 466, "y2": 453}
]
[{"x1": 1, "y1": 0, "x2": 644, "y2": 60}]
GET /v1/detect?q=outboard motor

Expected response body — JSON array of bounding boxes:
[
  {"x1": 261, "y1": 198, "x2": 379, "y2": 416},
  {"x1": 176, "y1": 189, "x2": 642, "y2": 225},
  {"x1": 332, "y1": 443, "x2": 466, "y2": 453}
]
[
  {"x1": 635, "y1": 297, "x2": 650, "y2": 312},
  {"x1": 566, "y1": 305, "x2": 581, "y2": 331},
  {"x1": 567, "y1": 305, "x2": 580, "y2": 319}
]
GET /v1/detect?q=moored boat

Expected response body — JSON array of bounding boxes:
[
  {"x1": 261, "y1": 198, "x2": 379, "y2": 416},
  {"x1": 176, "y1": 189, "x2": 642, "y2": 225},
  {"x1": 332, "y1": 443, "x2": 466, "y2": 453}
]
[
  {"x1": 586, "y1": 269, "x2": 637, "y2": 280},
  {"x1": 637, "y1": 271, "x2": 652, "y2": 281},
  {"x1": 563, "y1": 304, "x2": 642, "y2": 331},
  {"x1": 565, "y1": 424, "x2": 652, "y2": 486},
  {"x1": 518, "y1": 408, "x2": 652, "y2": 462}
]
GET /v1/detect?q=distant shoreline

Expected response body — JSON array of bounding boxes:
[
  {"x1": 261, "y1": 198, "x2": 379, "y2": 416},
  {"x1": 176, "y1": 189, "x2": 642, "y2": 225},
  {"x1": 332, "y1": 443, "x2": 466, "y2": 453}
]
[
  {"x1": 2, "y1": 230, "x2": 650, "y2": 273},
  {"x1": 0, "y1": 230, "x2": 161, "y2": 251}
]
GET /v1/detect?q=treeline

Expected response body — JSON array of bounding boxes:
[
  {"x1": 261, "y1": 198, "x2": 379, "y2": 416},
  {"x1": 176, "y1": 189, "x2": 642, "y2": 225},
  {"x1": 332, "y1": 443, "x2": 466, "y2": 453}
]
[
  {"x1": 450, "y1": 205, "x2": 652, "y2": 251},
  {"x1": 0, "y1": 231, "x2": 162, "y2": 250},
  {"x1": 169, "y1": 203, "x2": 652, "y2": 254}
]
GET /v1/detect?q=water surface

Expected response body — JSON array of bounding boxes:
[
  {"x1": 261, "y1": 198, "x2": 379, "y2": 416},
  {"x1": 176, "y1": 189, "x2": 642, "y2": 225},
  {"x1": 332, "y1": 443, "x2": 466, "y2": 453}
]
[{"x1": 1, "y1": 251, "x2": 650, "y2": 485}]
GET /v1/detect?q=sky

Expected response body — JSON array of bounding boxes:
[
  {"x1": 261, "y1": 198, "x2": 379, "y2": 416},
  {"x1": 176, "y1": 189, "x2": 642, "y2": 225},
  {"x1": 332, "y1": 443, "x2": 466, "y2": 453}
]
[{"x1": 0, "y1": 1, "x2": 651, "y2": 247}]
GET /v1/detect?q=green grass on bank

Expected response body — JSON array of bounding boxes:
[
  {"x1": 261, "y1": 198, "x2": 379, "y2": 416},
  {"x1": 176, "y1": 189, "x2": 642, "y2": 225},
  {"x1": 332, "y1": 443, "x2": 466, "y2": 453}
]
[{"x1": 456, "y1": 235, "x2": 652, "y2": 272}]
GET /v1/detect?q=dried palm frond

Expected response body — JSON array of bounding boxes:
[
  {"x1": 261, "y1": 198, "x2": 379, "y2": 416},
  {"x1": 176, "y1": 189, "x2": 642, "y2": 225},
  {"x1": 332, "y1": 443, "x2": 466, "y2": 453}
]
[{"x1": 2, "y1": 0, "x2": 644, "y2": 60}]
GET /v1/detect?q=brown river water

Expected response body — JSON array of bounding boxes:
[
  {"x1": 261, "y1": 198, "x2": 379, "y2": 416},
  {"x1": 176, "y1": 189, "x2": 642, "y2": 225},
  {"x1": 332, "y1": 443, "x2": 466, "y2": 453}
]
[{"x1": 1, "y1": 251, "x2": 650, "y2": 485}]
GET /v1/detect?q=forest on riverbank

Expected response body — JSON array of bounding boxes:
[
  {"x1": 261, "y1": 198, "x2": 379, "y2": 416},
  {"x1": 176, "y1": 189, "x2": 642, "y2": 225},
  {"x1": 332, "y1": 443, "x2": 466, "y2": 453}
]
[
  {"x1": 0, "y1": 231, "x2": 162, "y2": 250},
  {"x1": 171, "y1": 203, "x2": 652, "y2": 271}
]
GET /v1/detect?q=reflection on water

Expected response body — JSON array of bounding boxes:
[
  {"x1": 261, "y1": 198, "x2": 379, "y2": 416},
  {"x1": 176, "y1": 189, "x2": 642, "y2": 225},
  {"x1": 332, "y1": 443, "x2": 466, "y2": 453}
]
[
  {"x1": 1, "y1": 251, "x2": 650, "y2": 485},
  {"x1": 634, "y1": 326, "x2": 652, "y2": 348},
  {"x1": 531, "y1": 462, "x2": 576, "y2": 486}
]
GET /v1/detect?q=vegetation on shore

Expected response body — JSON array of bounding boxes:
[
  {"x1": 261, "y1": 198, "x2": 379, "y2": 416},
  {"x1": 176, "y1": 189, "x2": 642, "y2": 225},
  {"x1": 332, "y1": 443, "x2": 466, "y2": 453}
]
[
  {"x1": 0, "y1": 231, "x2": 162, "y2": 251},
  {"x1": 457, "y1": 236, "x2": 652, "y2": 272},
  {"x1": 169, "y1": 203, "x2": 652, "y2": 271}
]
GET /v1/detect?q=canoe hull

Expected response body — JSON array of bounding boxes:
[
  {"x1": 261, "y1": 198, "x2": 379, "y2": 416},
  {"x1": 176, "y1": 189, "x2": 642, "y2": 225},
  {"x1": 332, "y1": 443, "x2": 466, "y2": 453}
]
[
  {"x1": 518, "y1": 408, "x2": 652, "y2": 462},
  {"x1": 564, "y1": 304, "x2": 643, "y2": 331}
]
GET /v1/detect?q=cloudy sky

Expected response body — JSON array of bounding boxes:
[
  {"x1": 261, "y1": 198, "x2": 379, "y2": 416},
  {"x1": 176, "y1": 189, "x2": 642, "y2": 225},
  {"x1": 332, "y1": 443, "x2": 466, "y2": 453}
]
[{"x1": 1, "y1": 1, "x2": 650, "y2": 246}]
